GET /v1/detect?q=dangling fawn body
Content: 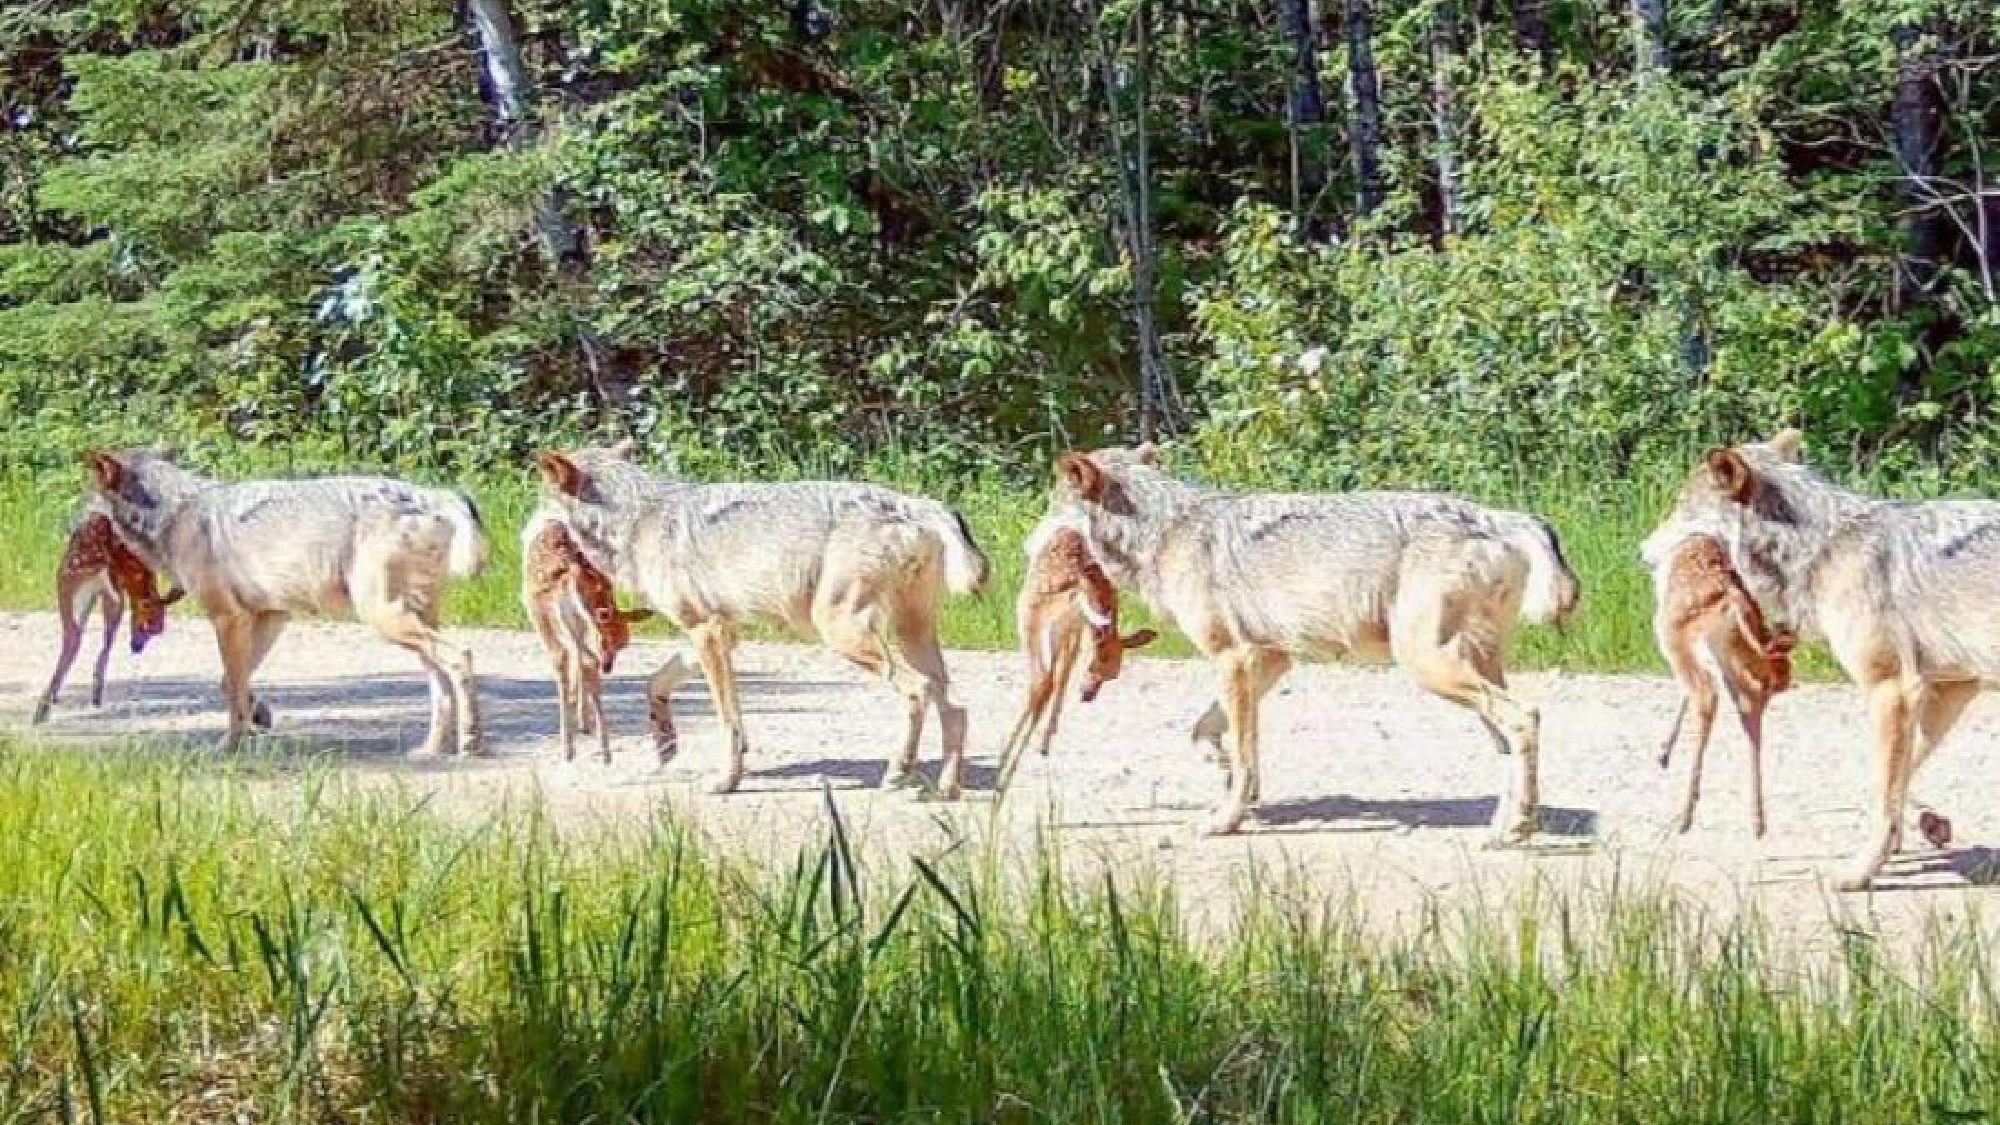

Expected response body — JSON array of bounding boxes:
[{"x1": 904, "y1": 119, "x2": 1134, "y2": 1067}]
[
  {"x1": 1652, "y1": 534, "x2": 1795, "y2": 837},
  {"x1": 522, "y1": 515, "x2": 666, "y2": 762},
  {"x1": 997, "y1": 525, "x2": 1156, "y2": 790},
  {"x1": 33, "y1": 513, "x2": 183, "y2": 724}
]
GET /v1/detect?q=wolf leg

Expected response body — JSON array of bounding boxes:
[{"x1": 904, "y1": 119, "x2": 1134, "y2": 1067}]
[
  {"x1": 1395, "y1": 595, "x2": 1540, "y2": 844},
  {"x1": 890, "y1": 609, "x2": 961, "y2": 800},
  {"x1": 212, "y1": 612, "x2": 259, "y2": 752},
  {"x1": 1837, "y1": 678, "x2": 1916, "y2": 891},
  {"x1": 1900, "y1": 680, "x2": 1976, "y2": 851},
  {"x1": 690, "y1": 620, "x2": 749, "y2": 793},
  {"x1": 1190, "y1": 701, "x2": 1228, "y2": 771},
  {"x1": 1202, "y1": 647, "x2": 1289, "y2": 836}
]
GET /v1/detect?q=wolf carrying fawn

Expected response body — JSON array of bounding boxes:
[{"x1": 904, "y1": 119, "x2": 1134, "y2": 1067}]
[
  {"x1": 1645, "y1": 427, "x2": 1992, "y2": 889},
  {"x1": 996, "y1": 520, "x2": 1156, "y2": 791},
  {"x1": 83, "y1": 449, "x2": 489, "y2": 756},
  {"x1": 32, "y1": 512, "x2": 184, "y2": 724},
  {"x1": 1647, "y1": 533, "x2": 1795, "y2": 837},
  {"x1": 521, "y1": 512, "x2": 689, "y2": 764},
  {"x1": 1052, "y1": 444, "x2": 1580, "y2": 842},
  {"x1": 532, "y1": 443, "x2": 990, "y2": 797}
]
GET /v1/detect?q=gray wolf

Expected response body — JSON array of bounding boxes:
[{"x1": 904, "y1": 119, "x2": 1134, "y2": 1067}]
[
  {"x1": 32, "y1": 512, "x2": 184, "y2": 724},
  {"x1": 531, "y1": 444, "x2": 990, "y2": 796},
  {"x1": 520, "y1": 512, "x2": 658, "y2": 763},
  {"x1": 1643, "y1": 427, "x2": 1989, "y2": 889},
  {"x1": 1648, "y1": 533, "x2": 1795, "y2": 837},
  {"x1": 1051, "y1": 444, "x2": 1579, "y2": 841},
  {"x1": 996, "y1": 519, "x2": 1157, "y2": 792},
  {"x1": 82, "y1": 449, "x2": 489, "y2": 756}
]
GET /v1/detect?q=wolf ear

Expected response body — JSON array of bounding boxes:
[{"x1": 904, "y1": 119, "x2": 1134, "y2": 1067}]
[
  {"x1": 607, "y1": 436, "x2": 637, "y2": 460},
  {"x1": 1056, "y1": 453, "x2": 1105, "y2": 502},
  {"x1": 1121, "y1": 628, "x2": 1158, "y2": 650},
  {"x1": 83, "y1": 450, "x2": 123, "y2": 493},
  {"x1": 535, "y1": 451, "x2": 584, "y2": 496},
  {"x1": 1704, "y1": 447, "x2": 1755, "y2": 502},
  {"x1": 1768, "y1": 427, "x2": 1803, "y2": 462},
  {"x1": 1132, "y1": 441, "x2": 1161, "y2": 467}
]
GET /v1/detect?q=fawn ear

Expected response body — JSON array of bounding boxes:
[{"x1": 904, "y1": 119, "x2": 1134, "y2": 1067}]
[
  {"x1": 606, "y1": 436, "x2": 637, "y2": 460},
  {"x1": 1703, "y1": 447, "x2": 1754, "y2": 502},
  {"x1": 83, "y1": 450, "x2": 123, "y2": 493},
  {"x1": 535, "y1": 451, "x2": 584, "y2": 496},
  {"x1": 1767, "y1": 427, "x2": 1803, "y2": 463},
  {"x1": 1056, "y1": 452, "x2": 1104, "y2": 502},
  {"x1": 1132, "y1": 441, "x2": 1161, "y2": 467},
  {"x1": 620, "y1": 607, "x2": 656, "y2": 623},
  {"x1": 160, "y1": 586, "x2": 186, "y2": 606},
  {"x1": 1121, "y1": 628, "x2": 1158, "y2": 650}
]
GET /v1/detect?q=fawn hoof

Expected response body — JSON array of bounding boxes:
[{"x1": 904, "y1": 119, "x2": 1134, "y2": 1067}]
[
  {"x1": 1920, "y1": 811, "x2": 1953, "y2": 849},
  {"x1": 250, "y1": 699, "x2": 274, "y2": 730},
  {"x1": 29, "y1": 700, "x2": 50, "y2": 726}
]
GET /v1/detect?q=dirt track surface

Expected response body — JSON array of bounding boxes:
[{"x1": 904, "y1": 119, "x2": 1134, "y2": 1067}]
[{"x1": 4, "y1": 610, "x2": 1997, "y2": 952}]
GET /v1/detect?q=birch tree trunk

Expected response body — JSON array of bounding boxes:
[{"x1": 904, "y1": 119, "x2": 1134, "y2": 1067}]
[{"x1": 1429, "y1": 0, "x2": 1461, "y2": 241}]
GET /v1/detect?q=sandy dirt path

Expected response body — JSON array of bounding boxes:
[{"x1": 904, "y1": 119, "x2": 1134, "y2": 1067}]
[{"x1": 4, "y1": 610, "x2": 1996, "y2": 952}]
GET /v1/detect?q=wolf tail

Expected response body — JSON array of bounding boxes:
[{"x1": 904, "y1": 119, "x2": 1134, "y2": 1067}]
[
  {"x1": 1506, "y1": 515, "x2": 1580, "y2": 625},
  {"x1": 929, "y1": 505, "x2": 990, "y2": 595},
  {"x1": 442, "y1": 490, "x2": 490, "y2": 578}
]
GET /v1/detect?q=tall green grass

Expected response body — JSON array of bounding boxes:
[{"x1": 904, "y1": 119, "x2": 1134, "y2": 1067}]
[{"x1": 0, "y1": 739, "x2": 1995, "y2": 1122}]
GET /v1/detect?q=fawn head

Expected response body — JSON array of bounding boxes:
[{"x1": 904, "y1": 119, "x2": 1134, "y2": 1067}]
[
  {"x1": 107, "y1": 544, "x2": 182, "y2": 654},
  {"x1": 1076, "y1": 592, "x2": 1156, "y2": 702},
  {"x1": 572, "y1": 564, "x2": 654, "y2": 673}
]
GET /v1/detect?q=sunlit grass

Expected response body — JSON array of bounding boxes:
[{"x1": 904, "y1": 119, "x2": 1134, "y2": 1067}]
[{"x1": 0, "y1": 738, "x2": 1994, "y2": 1122}]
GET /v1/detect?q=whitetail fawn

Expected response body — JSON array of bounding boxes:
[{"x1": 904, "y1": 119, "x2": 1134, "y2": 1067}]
[
  {"x1": 1654, "y1": 534, "x2": 1795, "y2": 837},
  {"x1": 996, "y1": 525, "x2": 1156, "y2": 792},
  {"x1": 522, "y1": 516, "x2": 667, "y2": 762},
  {"x1": 33, "y1": 513, "x2": 183, "y2": 724}
]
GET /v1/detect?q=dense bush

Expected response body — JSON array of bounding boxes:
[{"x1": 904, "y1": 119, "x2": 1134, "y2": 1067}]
[{"x1": 1, "y1": 0, "x2": 1995, "y2": 485}]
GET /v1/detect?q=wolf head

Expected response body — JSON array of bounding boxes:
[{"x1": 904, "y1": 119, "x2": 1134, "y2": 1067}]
[
  {"x1": 82, "y1": 448, "x2": 203, "y2": 569},
  {"x1": 1642, "y1": 428, "x2": 1808, "y2": 615}
]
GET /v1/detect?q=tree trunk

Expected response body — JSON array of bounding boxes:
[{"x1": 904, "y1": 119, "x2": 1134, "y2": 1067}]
[
  {"x1": 465, "y1": 0, "x2": 581, "y2": 266},
  {"x1": 1343, "y1": 0, "x2": 1385, "y2": 219},
  {"x1": 1429, "y1": 0, "x2": 1461, "y2": 242},
  {"x1": 1890, "y1": 20, "x2": 1948, "y2": 398},
  {"x1": 464, "y1": 0, "x2": 624, "y2": 406},
  {"x1": 1101, "y1": 1, "x2": 1179, "y2": 440},
  {"x1": 1632, "y1": 0, "x2": 1668, "y2": 75},
  {"x1": 1277, "y1": 0, "x2": 1326, "y2": 237},
  {"x1": 1891, "y1": 21, "x2": 1947, "y2": 310}
]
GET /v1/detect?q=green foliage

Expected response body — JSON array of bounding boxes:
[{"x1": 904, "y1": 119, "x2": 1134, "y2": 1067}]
[{"x1": 0, "y1": 0, "x2": 1995, "y2": 486}]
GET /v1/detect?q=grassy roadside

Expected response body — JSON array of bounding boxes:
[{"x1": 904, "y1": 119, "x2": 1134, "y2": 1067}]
[
  {"x1": 0, "y1": 462, "x2": 1771, "y2": 676},
  {"x1": 1, "y1": 739, "x2": 1995, "y2": 1123}
]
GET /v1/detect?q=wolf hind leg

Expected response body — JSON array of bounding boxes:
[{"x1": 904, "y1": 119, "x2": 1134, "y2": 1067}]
[
  {"x1": 889, "y1": 603, "x2": 962, "y2": 800},
  {"x1": 1393, "y1": 587, "x2": 1539, "y2": 844}
]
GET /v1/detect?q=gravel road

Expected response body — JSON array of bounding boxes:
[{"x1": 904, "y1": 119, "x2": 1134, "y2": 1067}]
[{"x1": 5, "y1": 609, "x2": 1996, "y2": 953}]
